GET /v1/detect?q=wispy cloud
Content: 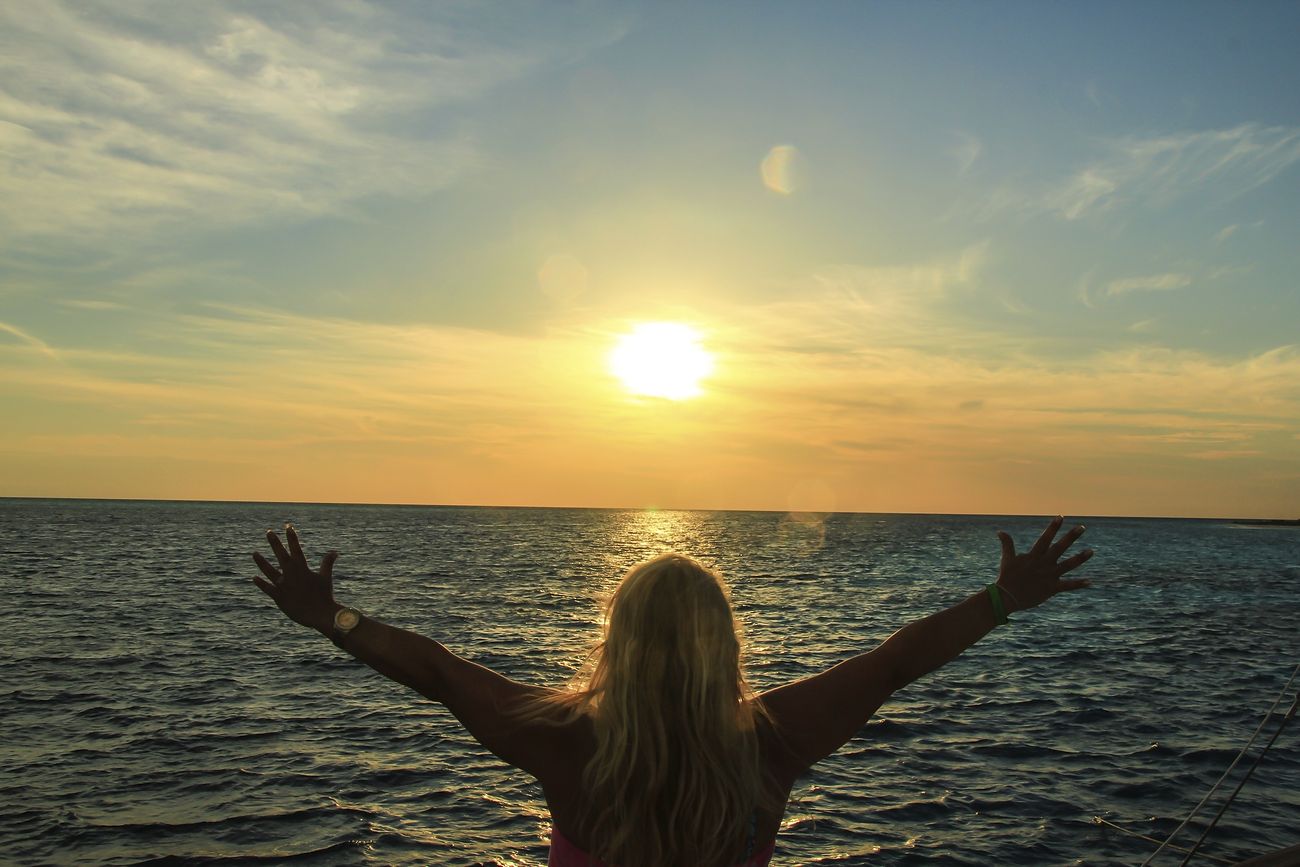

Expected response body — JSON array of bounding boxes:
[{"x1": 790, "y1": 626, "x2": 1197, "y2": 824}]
[
  {"x1": 710, "y1": 319, "x2": 1300, "y2": 504},
  {"x1": 1105, "y1": 272, "x2": 1193, "y2": 297},
  {"x1": 58, "y1": 299, "x2": 127, "y2": 311},
  {"x1": 1127, "y1": 318, "x2": 1158, "y2": 333},
  {"x1": 1050, "y1": 169, "x2": 1118, "y2": 220},
  {"x1": 1214, "y1": 224, "x2": 1238, "y2": 244},
  {"x1": 0, "y1": 1, "x2": 630, "y2": 252},
  {"x1": 1047, "y1": 123, "x2": 1300, "y2": 220},
  {"x1": 949, "y1": 131, "x2": 982, "y2": 175},
  {"x1": 0, "y1": 321, "x2": 57, "y2": 358},
  {"x1": 785, "y1": 242, "x2": 989, "y2": 348},
  {"x1": 2, "y1": 301, "x2": 620, "y2": 458},
  {"x1": 1187, "y1": 449, "x2": 1264, "y2": 461},
  {"x1": 1084, "y1": 80, "x2": 1104, "y2": 109}
]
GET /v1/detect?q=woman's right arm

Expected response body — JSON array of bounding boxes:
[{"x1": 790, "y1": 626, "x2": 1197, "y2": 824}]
[
  {"x1": 759, "y1": 517, "x2": 1093, "y2": 773},
  {"x1": 252, "y1": 526, "x2": 566, "y2": 779}
]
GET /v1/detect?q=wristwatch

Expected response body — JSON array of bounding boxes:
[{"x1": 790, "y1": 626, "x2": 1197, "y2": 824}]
[{"x1": 331, "y1": 606, "x2": 364, "y2": 649}]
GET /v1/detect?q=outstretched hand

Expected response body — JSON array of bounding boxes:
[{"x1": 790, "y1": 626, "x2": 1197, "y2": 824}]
[
  {"x1": 995, "y1": 516, "x2": 1093, "y2": 613},
  {"x1": 252, "y1": 525, "x2": 340, "y2": 633}
]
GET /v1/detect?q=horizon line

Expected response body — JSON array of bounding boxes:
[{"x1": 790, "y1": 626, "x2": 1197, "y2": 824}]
[{"x1": 1, "y1": 495, "x2": 1294, "y2": 524}]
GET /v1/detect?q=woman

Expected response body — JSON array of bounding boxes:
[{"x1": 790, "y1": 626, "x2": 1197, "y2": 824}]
[{"x1": 252, "y1": 516, "x2": 1092, "y2": 866}]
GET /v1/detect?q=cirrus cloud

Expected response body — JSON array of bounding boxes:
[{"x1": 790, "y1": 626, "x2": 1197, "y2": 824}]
[
  {"x1": 1048, "y1": 123, "x2": 1300, "y2": 220},
  {"x1": 0, "y1": 0, "x2": 631, "y2": 256}
]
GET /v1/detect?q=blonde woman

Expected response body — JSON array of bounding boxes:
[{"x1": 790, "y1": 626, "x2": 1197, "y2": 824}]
[{"x1": 252, "y1": 516, "x2": 1092, "y2": 866}]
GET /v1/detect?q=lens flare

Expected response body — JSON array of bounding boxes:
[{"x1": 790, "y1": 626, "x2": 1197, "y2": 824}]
[
  {"x1": 760, "y1": 145, "x2": 803, "y2": 195},
  {"x1": 537, "y1": 253, "x2": 588, "y2": 303}
]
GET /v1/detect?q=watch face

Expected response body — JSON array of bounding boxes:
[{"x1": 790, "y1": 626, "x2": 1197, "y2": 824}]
[{"x1": 335, "y1": 608, "x2": 361, "y2": 630}]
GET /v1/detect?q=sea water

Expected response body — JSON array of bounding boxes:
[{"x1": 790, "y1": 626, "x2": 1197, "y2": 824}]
[{"x1": 2, "y1": 500, "x2": 1297, "y2": 866}]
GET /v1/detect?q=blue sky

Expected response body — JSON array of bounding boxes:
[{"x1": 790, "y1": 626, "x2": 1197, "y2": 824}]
[{"x1": 1, "y1": 1, "x2": 1298, "y2": 516}]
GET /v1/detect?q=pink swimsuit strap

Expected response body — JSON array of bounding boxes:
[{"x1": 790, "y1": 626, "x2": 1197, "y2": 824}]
[{"x1": 548, "y1": 826, "x2": 775, "y2": 867}]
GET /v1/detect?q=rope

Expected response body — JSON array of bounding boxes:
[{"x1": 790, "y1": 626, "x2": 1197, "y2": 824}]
[
  {"x1": 1139, "y1": 661, "x2": 1300, "y2": 867},
  {"x1": 1090, "y1": 817, "x2": 1235, "y2": 865},
  {"x1": 1175, "y1": 692, "x2": 1300, "y2": 867}
]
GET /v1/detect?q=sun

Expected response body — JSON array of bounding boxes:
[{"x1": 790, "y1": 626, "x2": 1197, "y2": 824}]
[{"x1": 609, "y1": 323, "x2": 714, "y2": 400}]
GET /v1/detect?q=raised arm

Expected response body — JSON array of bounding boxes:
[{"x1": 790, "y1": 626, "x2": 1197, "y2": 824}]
[
  {"x1": 760, "y1": 516, "x2": 1093, "y2": 774},
  {"x1": 251, "y1": 525, "x2": 568, "y2": 780}
]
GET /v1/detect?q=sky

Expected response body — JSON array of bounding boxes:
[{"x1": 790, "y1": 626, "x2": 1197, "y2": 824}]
[{"x1": 1, "y1": 0, "x2": 1298, "y2": 518}]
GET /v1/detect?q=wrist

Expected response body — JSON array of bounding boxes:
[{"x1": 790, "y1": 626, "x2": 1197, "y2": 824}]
[
  {"x1": 995, "y1": 583, "x2": 1023, "y2": 613},
  {"x1": 985, "y1": 583, "x2": 1011, "y2": 626},
  {"x1": 311, "y1": 601, "x2": 344, "y2": 636}
]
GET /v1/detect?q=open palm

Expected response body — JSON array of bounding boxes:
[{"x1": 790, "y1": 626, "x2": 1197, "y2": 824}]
[
  {"x1": 995, "y1": 516, "x2": 1093, "y2": 612},
  {"x1": 252, "y1": 524, "x2": 340, "y2": 633}
]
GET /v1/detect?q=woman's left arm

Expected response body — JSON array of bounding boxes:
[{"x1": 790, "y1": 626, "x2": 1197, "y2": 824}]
[
  {"x1": 760, "y1": 516, "x2": 1094, "y2": 771},
  {"x1": 880, "y1": 516, "x2": 1092, "y2": 691},
  {"x1": 251, "y1": 526, "x2": 565, "y2": 779}
]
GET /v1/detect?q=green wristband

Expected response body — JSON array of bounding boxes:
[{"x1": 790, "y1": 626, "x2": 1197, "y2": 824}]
[{"x1": 986, "y1": 584, "x2": 1010, "y2": 626}]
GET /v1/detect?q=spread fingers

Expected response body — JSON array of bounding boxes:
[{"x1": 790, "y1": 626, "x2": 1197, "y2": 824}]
[
  {"x1": 1054, "y1": 548, "x2": 1094, "y2": 576},
  {"x1": 1029, "y1": 516, "x2": 1065, "y2": 559},
  {"x1": 266, "y1": 530, "x2": 292, "y2": 572},
  {"x1": 252, "y1": 551, "x2": 281, "y2": 581},
  {"x1": 284, "y1": 524, "x2": 308, "y2": 568},
  {"x1": 1049, "y1": 524, "x2": 1086, "y2": 561}
]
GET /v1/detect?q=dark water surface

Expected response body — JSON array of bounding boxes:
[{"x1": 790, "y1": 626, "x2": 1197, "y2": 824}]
[{"x1": 2, "y1": 500, "x2": 1298, "y2": 866}]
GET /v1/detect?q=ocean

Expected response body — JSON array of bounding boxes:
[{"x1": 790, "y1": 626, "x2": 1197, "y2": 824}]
[{"x1": 2, "y1": 499, "x2": 1298, "y2": 866}]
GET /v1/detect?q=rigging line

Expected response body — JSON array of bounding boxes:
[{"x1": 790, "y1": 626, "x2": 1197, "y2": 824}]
[
  {"x1": 1139, "y1": 661, "x2": 1300, "y2": 867},
  {"x1": 1176, "y1": 692, "x2": 1300, "y2": 867},
  {"x1": 1090, "y1": 817, "x2": 1236, "y2": 865}
]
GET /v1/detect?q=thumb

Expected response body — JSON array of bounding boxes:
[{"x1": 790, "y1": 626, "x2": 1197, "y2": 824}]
[
  {"x1": 320, "y1": 550, "x2": 339, "y2": 580},
  {"x1": 996, "y1": 531, "x2": 1014, "y2": 569}
]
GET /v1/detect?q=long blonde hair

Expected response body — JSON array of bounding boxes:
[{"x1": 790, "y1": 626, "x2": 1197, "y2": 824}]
[{"x1": 533, "y1": 553, "x2": 774, "y2": 866}]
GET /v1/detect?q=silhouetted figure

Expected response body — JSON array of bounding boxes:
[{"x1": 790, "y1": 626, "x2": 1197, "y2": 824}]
[{"x1": 253, "y1": 516, "x2": 1092, "y2": 866}]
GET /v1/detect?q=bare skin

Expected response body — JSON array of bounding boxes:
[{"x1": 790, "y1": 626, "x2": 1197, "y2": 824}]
[{"x1": 252, "y1": 516, "x2": 1093, "y2": 855}]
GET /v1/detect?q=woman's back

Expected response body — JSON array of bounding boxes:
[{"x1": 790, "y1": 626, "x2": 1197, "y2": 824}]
[
  {"x1": 549, "y1": 825, "x2": 776, "y2": 867},
  {"x1": 536, "y1": 705, "x2": 798, "y2": 867}
]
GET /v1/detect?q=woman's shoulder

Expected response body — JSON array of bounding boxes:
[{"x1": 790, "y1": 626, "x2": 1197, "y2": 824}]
[
  {"x1": 753, "y1": 698, "x2": 809, "y2": 786},
  {"x1": 532, "y1": 709, "x2": 597, "y2": 806}
]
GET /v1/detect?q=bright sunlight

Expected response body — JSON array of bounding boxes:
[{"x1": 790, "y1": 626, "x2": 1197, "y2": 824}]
[{"x1": 609, "y1": 323, "x2": 714, "y2": 400}]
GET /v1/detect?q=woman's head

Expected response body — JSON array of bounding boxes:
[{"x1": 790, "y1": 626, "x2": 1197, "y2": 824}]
[{"x1": 595, "y1": 553, "x2": 744, "y2": 714}]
